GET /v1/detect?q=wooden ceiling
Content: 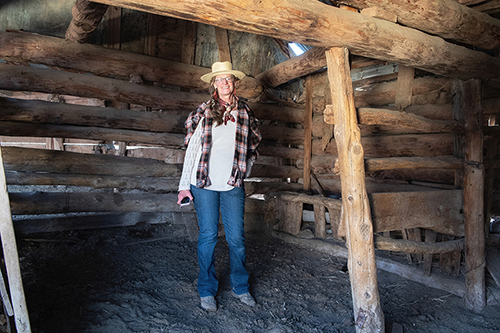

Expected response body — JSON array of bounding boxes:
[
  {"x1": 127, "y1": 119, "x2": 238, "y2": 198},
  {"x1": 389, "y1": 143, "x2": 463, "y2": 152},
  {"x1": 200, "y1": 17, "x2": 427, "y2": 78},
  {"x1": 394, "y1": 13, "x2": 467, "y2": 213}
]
[{"x1": 86, "y1": 0, "x2": 500, "y2": 81}]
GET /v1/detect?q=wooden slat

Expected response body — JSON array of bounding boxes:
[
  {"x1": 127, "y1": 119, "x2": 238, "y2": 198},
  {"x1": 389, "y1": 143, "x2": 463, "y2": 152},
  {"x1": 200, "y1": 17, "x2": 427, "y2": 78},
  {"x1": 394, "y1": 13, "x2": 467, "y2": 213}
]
[
  {"x1": 0, "y1": 148, "x2": 31, "y2": 332},
  {"x1": 182, "y1": 21, "x2": 197, "y2": 65},
  {"x1": 214, "y1": 27, "x2": 231, "y2": 62}
]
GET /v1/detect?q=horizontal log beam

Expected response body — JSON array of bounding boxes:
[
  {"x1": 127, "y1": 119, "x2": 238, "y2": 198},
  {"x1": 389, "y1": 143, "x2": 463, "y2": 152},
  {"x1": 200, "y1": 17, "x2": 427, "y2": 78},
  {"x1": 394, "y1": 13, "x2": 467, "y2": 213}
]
[
  {"x1": 365, "y1": 156, "x2": 464, "y2": 172},
  {"x1": 0, "y1": 63, "x2": 203, "y2": 110},
  {"x1": 89, "y1": 0, "x2": 500, "y2": 79},
  {"x1": 324, "y1": 105, "x2": 462, "y2": 133},
  {"x1": 0, "y1": 120, "x2": 185, "y2": 147},
  {"x1": 0, "y1": 97, "x2": 186, "y2": 133},
  {"x1": 312, "y1": 133, "x2": 454, "y2": 157},
  {"x1": 256, "y1": 47, "x2": 327, "y2": 88},
  {"x1": 374, "y1": 235, "x2": 465, "y2": 254},
  {"x1": 338, "y1": 0, "x2": 500, "y2": 50},
  {"x1": 5, "y1": 171, "x2": 179, "y2": 192},
  {"x1": 1, "y1": 147, "x2": 179, "y2": 177},
  {"x1": 0, "y1": 30, "x2": 262, "y2": 99}
]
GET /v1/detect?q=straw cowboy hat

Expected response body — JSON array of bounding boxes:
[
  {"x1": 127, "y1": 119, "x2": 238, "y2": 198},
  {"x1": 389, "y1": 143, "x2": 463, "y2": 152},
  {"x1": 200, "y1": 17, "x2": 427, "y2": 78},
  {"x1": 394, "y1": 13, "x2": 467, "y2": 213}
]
[{"x1": 200, "y1": 61, "x2": 246, "y2": 83}]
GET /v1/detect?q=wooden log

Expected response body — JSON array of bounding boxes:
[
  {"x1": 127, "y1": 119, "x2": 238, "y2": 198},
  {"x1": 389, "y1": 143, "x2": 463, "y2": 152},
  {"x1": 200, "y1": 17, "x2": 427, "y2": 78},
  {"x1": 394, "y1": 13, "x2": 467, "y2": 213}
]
[
  {"x1": 5, "y1": 171, "x2": 179, "y2": 191},
  {"x1": 258, "y1": 144, "x2": 304, "y2": 160},
  {"x1": 374, "y1": 235, "x2": 464, "y2": 254},
  {"x1": 0, "y1": 97, "x2": 186, "y2": 133},
  {"x1": 338, "y1": 0, "x2": 500, "y2": 50},
  {"x1": 1, "y1": 147, "x2": 179, "y2": 177},
  {"x1": 0, "y1": 63, "x2": 204, "y2": 111},
  {"x1": 0, "y1": 30, "x2": 262, "y2": 99},
  {"x1": 271, "y1": 230, "x2": 472, "y2": 300},
  {"x1": 326, "y1": 47, "x2": 384, "y2": 333},
  {"x1": 90, "y1": 0, "x2": 500, "y2": 79},
  {"x1": 303, "y1": 77, "x2": 313, "y2": 191},
  {"x1": 65, "y1": 0, "x2": 109, "y2": 42},
  {"x1": 394, "y1": 66, "x2": 415, "y2": 111},
  {"x1": 0, "y1": 120, "x2": 184, "y2": 147},
  {"x1": 461, "y1": 78, "x2": 486, "y2": 312},
  {"x1": 323, "y1": 106, "x2": 462, "y2": 133},
  {"x1": 256, "y1": 47, "x2": 326, "y2": 88},
  {"x1": 0, "y1": 148, "x2": 31, "y2": 332},
  {"x1": 249, "y1": 102, "x2": 304, "y2": 124},
  {"x1": 278, "y1": 192, "x2": 342, "y2": 210},
  {"x1": 364, "y1": 156, "x2": 463, "y2": 172},
  {"x1": 472, "y1": 1, "x2": 500, "y2": 15},
  {"x1": 259, "y1": 125, "x2": 304, "y2": 145},
  {"x1": 312, "y1": 133, "x2": 454, "y2": 157},
  {"x1": 248, "y1": 164, "x2": 303, "y2": 179},
  {"x1": 13, "y1": 212, "x2": 177, "y2": 234},
  {"x1": 8, "y1": 192, "x2": 192, "y2": 215},
  {"x1": 353, "y1": 76, "x2": 451, "y2": 108}
]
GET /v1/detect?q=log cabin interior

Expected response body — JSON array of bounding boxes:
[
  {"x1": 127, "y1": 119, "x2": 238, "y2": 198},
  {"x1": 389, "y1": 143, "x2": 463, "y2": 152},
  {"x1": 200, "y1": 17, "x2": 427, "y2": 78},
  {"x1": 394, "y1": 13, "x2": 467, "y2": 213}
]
[{"x1": 1, "y1": 0, "x2": 500, "y2": 332}]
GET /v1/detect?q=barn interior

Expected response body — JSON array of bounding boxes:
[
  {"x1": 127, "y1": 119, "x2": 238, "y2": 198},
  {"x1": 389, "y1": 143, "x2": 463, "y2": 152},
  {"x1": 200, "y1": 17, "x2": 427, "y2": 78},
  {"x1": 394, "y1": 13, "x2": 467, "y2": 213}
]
[{"x1": 1, "y1": 0, "x2": 500, "y2": 332}]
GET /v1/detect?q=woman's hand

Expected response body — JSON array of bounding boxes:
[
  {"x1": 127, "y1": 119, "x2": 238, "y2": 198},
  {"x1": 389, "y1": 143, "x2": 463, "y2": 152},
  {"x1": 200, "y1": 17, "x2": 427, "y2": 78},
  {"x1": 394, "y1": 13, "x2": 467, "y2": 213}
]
[{"x1": 177, "y1": 190, "x2": 193, "y2": 206}]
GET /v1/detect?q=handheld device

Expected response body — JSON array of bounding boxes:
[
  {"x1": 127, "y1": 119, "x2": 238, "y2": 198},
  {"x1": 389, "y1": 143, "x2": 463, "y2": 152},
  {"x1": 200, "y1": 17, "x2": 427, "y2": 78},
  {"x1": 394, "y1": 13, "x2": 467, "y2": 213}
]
[{"x1": 180, "y1": 196, "x2": 191, "y2": 207}]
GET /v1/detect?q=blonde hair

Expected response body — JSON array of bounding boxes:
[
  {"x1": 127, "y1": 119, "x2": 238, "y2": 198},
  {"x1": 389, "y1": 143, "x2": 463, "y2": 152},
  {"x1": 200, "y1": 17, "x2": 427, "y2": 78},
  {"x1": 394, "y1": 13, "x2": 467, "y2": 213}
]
[{"x1": 208, "y1": 75, "x2": 238, "y2": 127}]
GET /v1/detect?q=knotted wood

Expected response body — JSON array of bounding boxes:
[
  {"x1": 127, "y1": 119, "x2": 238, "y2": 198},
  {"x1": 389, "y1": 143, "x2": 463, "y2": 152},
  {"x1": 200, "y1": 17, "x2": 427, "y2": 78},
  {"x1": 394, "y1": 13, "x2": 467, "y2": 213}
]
[{"x1": 326, "y1": 47, "x2": 384, "y2": 332}]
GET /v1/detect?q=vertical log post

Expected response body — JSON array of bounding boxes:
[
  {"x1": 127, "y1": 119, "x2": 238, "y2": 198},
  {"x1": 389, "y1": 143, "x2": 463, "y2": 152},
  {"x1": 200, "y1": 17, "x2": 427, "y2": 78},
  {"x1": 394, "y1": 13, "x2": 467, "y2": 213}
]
[
  {"x1": 182, "y1": 21, "x2": 197, "y2": 65},
  {"x1": 325, "y1": 47, "x2": 384, "y2": 332},
  {"x1": 303, "y1": 76, "x2": 313, "y2": 191},
  {"x1": 461, "y1": 79, "x2": 486, "y2": 312},
  {"x1": 395, "y1": 65, "x2": 415, "y2": 111},
  {"x1": 215, "y1": 27, "x2": 231, "y2": 63},
  {"x1": 0, "y1": 147, "x2": 31, "y2": 332}
]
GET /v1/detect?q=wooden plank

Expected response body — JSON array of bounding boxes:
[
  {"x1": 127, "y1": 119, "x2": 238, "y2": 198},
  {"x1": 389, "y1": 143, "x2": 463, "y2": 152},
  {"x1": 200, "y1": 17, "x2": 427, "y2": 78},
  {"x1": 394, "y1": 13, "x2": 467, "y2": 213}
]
[
  {"x1": 423, "y1": 229, "x2": 437, "y2": 276},
  {"x1": 88, "y1": 0, "x2": 500, "y2": 79},
  {"x1": 0, "y1": 30, "x2": 262, "y2": 99},
  {"x1": 439, "y1": 234, "x2": 462, "y2": 276},
  {"x1": 370, "y1": 190, "x2": 464, "y2": 236},
  {"x1": 394, "y1": 65, "x2": 415, "y2": 111},
  {"x1": 461, "y1": 78, "x2": 486, "y2": 312},
  {"x1": 214, "y1": 27, "x2": 231, "y2": 62},
  {"x1": 0, "y1": 147, "x2": 31, "y2": 332},
  {"x1": 103, "y1": 6, "x2": 121, "y2": 49},
  {"x1": 144, "y1": 13, "x2": 158, "y2": 56},
  {"x1": 313, "y1": 205, "x2": 326, "y2": 239},
  {"x1": 182, "y1": 21, "x2": 197, "y2": 65},
  {"x1": 326, "y1": 47, "x2": 384, "y2": 332},
  {"x1": 303, "y1": 76, "x2": 313, "y2": 191},
  {"x1": 406, "y1": 228, "x2": 423, "y2": 263},
  {"x1": 277, "y1": 199, "x2": 303, "y2": 236},
  {"x1": 65, "y1": 0, "x2": 109, "y2": 43}
]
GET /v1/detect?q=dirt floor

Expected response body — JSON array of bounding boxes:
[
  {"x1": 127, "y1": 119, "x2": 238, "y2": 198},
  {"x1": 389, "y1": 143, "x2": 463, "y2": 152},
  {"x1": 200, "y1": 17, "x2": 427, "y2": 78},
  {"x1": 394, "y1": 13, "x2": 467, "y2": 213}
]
[{"x1": 8, "y1": 222, "x2": 500, "y2": 333}]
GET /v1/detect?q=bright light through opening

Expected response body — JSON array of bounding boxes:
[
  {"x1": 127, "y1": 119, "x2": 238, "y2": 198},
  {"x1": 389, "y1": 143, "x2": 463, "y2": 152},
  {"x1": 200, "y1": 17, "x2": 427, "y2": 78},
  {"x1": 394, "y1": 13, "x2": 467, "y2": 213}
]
[{"x1": 289, "y1": 43, "x2": 305, "y2": 56}]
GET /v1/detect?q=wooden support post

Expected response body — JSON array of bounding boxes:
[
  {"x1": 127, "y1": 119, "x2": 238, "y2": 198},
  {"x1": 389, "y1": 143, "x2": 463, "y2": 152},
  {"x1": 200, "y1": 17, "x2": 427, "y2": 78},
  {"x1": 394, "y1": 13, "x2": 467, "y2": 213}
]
[
  {"x1": 303, "y1": 76, "x2": 313, "y2": 191},
  {"x1": 395, "y1": 65, "x2": 415, "y2": 111},
  {"x1": 215, "y1": 27, "x2": 231, "y2": 63},
  {"x1": 325, "y1": 47, "x2": 384, "y2": 332},
  {"x1": 0, "y1": 147, "x2": 31, "y2": 332},
  {"x1": 313, "y1": 205, "x2": 327, "y2": 239},
  {"x1": 461, "y1": 79, "x2": 486, "y2": 312},
  {"x1": 182, "y1": 21, "x2": 197, "y2": 65},
  {"x1": 423, "y1": 229, "x2": 437, "y2": 276}
]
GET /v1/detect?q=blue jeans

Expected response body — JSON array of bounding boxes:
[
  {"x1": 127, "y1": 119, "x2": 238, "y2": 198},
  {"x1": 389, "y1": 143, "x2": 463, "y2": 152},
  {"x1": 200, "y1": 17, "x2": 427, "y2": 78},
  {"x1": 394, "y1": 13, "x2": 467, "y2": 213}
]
[{"x1": 190, "y1": 185, "x2": 249, "y2": 297}]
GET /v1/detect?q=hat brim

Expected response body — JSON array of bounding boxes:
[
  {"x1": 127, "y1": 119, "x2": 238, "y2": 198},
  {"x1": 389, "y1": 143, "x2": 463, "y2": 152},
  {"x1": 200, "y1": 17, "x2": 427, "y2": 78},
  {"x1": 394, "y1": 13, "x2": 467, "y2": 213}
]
[{"x1": 200, "y1": 69, "x2": 246, "y2": 83}]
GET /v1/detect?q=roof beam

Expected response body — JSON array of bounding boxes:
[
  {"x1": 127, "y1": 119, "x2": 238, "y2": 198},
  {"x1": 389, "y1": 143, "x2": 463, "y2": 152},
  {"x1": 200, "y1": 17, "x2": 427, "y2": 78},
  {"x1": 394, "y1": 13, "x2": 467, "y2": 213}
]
[
  {"x1": 337, "y1": 0, "x2": 500, "y2": 50},
  {"x1": 90, "y1": 0, "x2": 500, "y2": 80}
]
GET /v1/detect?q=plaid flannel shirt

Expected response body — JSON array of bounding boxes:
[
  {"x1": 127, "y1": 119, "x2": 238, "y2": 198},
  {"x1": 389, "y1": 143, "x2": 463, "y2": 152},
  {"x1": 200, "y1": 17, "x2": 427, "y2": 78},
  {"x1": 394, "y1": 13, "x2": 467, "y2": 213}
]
[{"x1": 184, "y1": 96, "x2": 261, "y2": 188}]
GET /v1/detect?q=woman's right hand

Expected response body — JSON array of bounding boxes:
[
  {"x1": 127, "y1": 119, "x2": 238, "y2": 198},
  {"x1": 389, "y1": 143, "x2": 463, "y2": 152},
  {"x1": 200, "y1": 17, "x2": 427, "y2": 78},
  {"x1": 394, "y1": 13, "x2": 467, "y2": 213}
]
[{"x1": 177, "y1": 190, "x2": 193, "y2": 206}]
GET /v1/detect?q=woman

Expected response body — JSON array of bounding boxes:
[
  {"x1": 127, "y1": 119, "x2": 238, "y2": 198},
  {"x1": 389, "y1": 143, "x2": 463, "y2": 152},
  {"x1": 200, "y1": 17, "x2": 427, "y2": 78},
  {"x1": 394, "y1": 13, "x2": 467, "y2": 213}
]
[{"x1": 177, "y1": 61, "x2": 261, "y2": 311}]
